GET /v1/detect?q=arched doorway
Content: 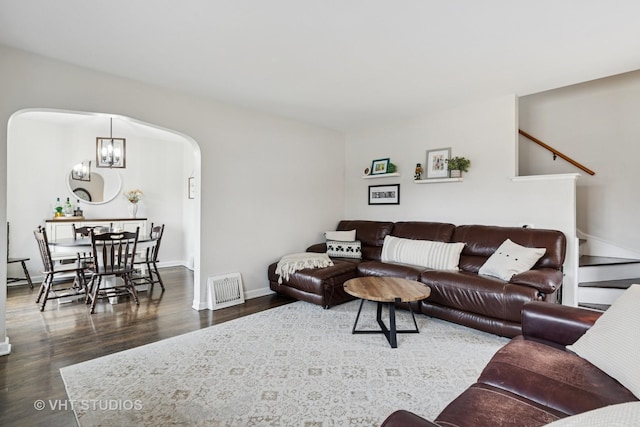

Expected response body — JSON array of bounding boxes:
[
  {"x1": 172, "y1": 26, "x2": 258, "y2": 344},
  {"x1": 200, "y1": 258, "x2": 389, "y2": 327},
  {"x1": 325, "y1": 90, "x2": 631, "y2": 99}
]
[{"x1": 6, "y1": 108, "x2": 201, "y2": 309}]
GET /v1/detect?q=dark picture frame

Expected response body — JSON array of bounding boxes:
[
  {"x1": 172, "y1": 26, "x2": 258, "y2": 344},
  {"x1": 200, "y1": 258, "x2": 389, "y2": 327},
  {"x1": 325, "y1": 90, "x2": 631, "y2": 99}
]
[
  {"x1": 368, "y1": 184, "x2": 400, "y2": 205},
  {"x1": 370, "y1": 158, "x2": 390, "y2": 175}
]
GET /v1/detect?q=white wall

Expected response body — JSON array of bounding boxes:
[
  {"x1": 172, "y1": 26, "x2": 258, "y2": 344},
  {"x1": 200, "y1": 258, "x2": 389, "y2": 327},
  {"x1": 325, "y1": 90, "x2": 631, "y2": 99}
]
[
  {"x1": 0, "y1": 44, "x2": 345, "y2": 355},
  {"x1": 345, "y1": 95, "x2": 579, "y2": 305},
  {"x1": 519, "y1": 70, "x2": 640, "y2": 256},
  {"x1": 7, "y1": 114, "x2": 191, "y2": 272}
]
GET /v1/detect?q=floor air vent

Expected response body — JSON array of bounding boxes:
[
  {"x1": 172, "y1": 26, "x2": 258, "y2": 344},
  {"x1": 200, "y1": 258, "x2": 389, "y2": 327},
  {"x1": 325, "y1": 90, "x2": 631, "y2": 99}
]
[{"x1": 207, "y1": 273, "x2": 245, "y2": 310}]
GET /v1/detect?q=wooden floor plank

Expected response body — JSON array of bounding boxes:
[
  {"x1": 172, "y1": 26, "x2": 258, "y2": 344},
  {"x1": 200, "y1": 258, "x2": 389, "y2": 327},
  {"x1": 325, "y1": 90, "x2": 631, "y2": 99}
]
[{"x1": 0, "y1": 267, "x2": 294, "y2": 426}]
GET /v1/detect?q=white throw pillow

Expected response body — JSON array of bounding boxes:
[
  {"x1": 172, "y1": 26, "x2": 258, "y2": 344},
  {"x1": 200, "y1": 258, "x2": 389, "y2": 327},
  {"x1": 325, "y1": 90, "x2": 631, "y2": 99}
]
[
  {"x1": 543, "y1": 402, "x2": 640, "y2": 426},
  {"x1": 326, "y1": 240, "x2": 362, "y2": 259},
  {"x1": 381, "y1": 235, "x2": 464, "y2": 271},
  {"x1": 566, "y1": 284, "x2": 640, "y2": 399},
  {"x1": 478, "y1": 239, "x2": 546, "y2": 281},
  {"x1": 325, "y1": 229, "x2": 356, "y2": 242}
]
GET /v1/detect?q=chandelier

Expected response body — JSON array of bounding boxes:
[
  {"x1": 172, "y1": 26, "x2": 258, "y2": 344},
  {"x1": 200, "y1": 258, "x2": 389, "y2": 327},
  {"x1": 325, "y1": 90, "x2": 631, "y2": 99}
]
[{"x1": 96, "y1": 117, "x2": 126, "y2": 168}]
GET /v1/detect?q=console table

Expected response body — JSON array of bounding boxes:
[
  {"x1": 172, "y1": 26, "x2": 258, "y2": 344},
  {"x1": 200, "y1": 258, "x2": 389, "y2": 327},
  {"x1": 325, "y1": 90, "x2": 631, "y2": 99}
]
[{"x1": 45, "y1": 217, "x2": 147, "y2": 241}]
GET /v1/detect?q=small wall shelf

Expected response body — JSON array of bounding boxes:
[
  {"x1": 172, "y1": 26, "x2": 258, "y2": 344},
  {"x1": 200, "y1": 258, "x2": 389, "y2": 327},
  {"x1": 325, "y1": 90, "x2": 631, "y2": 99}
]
[
  {"x1": 362, "y1": 173, "x2": 400, "y2": 179},
  {"x1": 414, "y1": 177, "x2": 463, "y2": 184}
]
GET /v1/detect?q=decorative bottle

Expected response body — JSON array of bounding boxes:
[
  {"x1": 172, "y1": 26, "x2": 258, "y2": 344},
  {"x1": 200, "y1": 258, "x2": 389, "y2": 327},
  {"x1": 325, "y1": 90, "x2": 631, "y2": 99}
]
[
  {"x1": 74, "y1": 199, "x2": 83, "y2": 217},
  {"x1": 54, "y1": 197, "x2": 63, "y2": 217},
  {"x1": 64, "y1": 197, "x2": 73, "y2": 216}
]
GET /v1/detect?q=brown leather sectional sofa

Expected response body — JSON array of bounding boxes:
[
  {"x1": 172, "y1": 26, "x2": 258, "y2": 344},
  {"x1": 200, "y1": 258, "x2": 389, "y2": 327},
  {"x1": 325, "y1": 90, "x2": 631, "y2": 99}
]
[
  {"x1": 268, "y1": 220, "x2": 566, "y2": 337},
  {"x1": 381, "y1": 301, "x2": 639, "y2": 426}
]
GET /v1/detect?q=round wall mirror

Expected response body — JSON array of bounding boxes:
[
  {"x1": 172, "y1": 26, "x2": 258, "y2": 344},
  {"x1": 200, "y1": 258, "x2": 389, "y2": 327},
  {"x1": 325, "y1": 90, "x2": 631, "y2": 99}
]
[{"x1": 67, "y1": 160, "x2": 122, "y2": 204}]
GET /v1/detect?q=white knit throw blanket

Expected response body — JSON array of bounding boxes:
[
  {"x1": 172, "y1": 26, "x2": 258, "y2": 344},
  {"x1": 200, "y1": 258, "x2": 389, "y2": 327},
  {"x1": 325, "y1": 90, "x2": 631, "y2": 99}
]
[{"x1": 275, "y1": 252, "x2": 334, "y2": 284}]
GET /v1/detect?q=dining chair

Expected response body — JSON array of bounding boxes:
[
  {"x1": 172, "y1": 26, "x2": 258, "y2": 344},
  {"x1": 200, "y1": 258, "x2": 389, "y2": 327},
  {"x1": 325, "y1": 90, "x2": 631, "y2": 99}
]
[
  {"x1": 86, "y1": 227, "x2": 140, "y2": 314},
  {"x1": 7, "y1": 222, "x2": 33, "y2": 288},
  {"x1": 33, "y1": 227, "x2": 87, "y2": 311},
  {"x1": 72, "y1": 225, "x2": 94, "y2": 238},
  {"x1": 70, "y1": 224, "x2": 103, "y2": 267},
  {"x1": 133, "y1": 223, "x2": 165, "y2": 292}
]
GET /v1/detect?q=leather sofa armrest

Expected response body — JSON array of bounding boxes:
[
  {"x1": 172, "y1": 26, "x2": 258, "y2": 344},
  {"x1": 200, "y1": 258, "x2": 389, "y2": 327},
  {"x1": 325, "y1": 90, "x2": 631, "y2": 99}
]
[
  {"x1": 381, "y1": 410, "x2": 439, "y2": 427},
  {"x1": 306, "y1": 243, "x2": 327, "y2": 253},
  {"x1": 510, "y1": 268, "x2": 563, "y2": 294},
  {"x1": 521, "y1": 301, "x2": 602, "y2": 348}
]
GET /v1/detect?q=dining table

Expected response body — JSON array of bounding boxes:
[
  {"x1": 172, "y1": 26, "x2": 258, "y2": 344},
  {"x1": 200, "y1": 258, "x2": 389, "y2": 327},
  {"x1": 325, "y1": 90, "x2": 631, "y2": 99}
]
[
  {"x1": 47, "y1": 234, "x2": 158, "y2": 304},
  {"x1": 48, "y1": 234, "x2": 157, "y2": 251}
]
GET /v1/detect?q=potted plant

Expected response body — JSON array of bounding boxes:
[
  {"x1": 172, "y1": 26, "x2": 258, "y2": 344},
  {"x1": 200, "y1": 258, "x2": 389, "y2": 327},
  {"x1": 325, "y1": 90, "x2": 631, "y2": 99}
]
[{"x1": 447, "y1": 157, "x2": 471, "y2": 178}]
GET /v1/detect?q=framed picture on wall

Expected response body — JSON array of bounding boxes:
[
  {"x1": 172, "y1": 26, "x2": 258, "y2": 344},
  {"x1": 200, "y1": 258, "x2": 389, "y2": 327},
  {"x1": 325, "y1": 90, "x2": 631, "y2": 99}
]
[
  {"x1": 368, "y1": 184, "x2": 400, "y2": 205},
  {"x1": 370, "y1": 158, "x2": 390, "y2": 175},
  {"x1": 426, "y1": 147, "x2": 450, "y2": 178}
]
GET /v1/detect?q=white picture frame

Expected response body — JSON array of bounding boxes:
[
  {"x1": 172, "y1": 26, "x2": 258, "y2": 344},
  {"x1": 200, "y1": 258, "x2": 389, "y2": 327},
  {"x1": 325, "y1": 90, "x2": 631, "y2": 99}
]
[{"x1": 426, "y1": 147, "x2": 450, "y2": 179}]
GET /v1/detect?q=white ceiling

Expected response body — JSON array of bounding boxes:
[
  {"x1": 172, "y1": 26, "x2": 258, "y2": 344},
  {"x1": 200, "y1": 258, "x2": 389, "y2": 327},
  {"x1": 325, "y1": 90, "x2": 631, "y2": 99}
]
[{"x1": 1, "y1": 1, "x2": 640, "y2": 131}]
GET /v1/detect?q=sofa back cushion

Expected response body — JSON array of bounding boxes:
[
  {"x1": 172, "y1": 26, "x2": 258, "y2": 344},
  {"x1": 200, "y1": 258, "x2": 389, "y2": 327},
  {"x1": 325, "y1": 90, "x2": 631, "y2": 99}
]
[
  {"x1": 336, "y1": 220, "x2": 394, "y2": 261},
  {"x1": 391, "y1": 221, "x2": 456, "y2": 242},
  {"x1": 453, "y1": 225, "x2": 566, "y2": 273}
]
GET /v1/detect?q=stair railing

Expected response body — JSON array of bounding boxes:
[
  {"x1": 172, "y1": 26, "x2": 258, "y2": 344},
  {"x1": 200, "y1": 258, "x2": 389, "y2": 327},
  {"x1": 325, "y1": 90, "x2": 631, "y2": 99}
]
[{"x1": 519, "y1": 129, "x2": 595, "y2": 176}]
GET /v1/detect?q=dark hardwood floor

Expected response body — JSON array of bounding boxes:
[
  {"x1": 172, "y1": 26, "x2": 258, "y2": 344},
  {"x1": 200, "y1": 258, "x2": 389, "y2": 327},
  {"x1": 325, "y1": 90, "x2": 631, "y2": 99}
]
[{"x1": 0, "y1": 267, "x2": 294, "y2": 426}]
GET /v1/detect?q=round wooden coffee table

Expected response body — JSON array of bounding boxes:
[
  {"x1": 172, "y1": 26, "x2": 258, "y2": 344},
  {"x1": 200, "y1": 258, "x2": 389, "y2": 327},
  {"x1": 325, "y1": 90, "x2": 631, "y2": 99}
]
[{"x1": 343, "y1": 276, "x2": 431, "y2": 348}]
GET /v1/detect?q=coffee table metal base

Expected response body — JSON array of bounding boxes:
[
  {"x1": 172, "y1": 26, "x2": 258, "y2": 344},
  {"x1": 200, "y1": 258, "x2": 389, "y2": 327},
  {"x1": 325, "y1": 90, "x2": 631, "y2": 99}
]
[{"x1": 351, "y1": 298, "x2": 420, "y2": 348}]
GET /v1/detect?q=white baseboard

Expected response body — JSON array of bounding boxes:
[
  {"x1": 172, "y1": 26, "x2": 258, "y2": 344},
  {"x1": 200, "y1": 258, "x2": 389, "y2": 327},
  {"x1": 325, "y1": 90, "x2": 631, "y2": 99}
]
[
  {"x1": 157, "y1": 260, "x2": 187, "y2": 269},
  {"x1": 0, "y1": 337, "x2": 11, "y2": 356},
  {"x1": 244, "y1": 286, "x2": 276, "y2": 300},
  {"x1": 192, "y1": 299, "x2": 208, "y2": 310}
]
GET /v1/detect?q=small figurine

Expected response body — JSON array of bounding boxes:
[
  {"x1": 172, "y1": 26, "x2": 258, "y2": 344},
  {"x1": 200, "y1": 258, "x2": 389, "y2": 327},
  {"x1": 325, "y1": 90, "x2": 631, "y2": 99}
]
[{"x1": 414, "y1": 163, "x2": 423, "y2": 180}]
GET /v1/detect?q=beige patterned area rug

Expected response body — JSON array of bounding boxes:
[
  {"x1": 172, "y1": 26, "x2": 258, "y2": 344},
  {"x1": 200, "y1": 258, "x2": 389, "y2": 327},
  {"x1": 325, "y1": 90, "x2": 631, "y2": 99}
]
[{"x1": 60, "y1": 300, "x2": 508, "y2": 426}]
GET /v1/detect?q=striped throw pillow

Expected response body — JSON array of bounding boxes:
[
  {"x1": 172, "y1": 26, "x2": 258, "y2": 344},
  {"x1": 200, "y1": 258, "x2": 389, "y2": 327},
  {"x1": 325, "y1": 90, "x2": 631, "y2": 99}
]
[{"x1": 381, "y1": 235, "x2": 464, "y2": 270}]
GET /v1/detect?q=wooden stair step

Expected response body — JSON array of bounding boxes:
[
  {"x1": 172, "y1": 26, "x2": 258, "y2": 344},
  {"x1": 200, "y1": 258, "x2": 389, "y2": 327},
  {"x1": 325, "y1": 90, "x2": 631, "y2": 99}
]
[
  {"x1": 579, "y1": 255, "x2": 640, "y2": 267},
  {"x1": 578, "y1": 303, "x2": 610, "y2": 312},
  {"x1": 579, "y1": 278, "x2": 640, "y2": 289}
]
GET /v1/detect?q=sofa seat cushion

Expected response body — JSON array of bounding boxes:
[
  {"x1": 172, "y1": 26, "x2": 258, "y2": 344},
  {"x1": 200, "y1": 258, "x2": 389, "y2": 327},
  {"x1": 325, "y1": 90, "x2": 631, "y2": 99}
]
[
  {"x1": 435, "y1": 383, "x2": 563, "y2": 427},
  {"x1": 356, "y1": 260, "x2": 428, "y2": 281},
  {"x1": 419, "y1": 271, "x2": 541, "y2": 322},
  {"x1": 268, "y1": 260, "x2": 357, "y2": 293},
  {"x1": 477, "y1": 336, "x2": 638, "y2": 416}
]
